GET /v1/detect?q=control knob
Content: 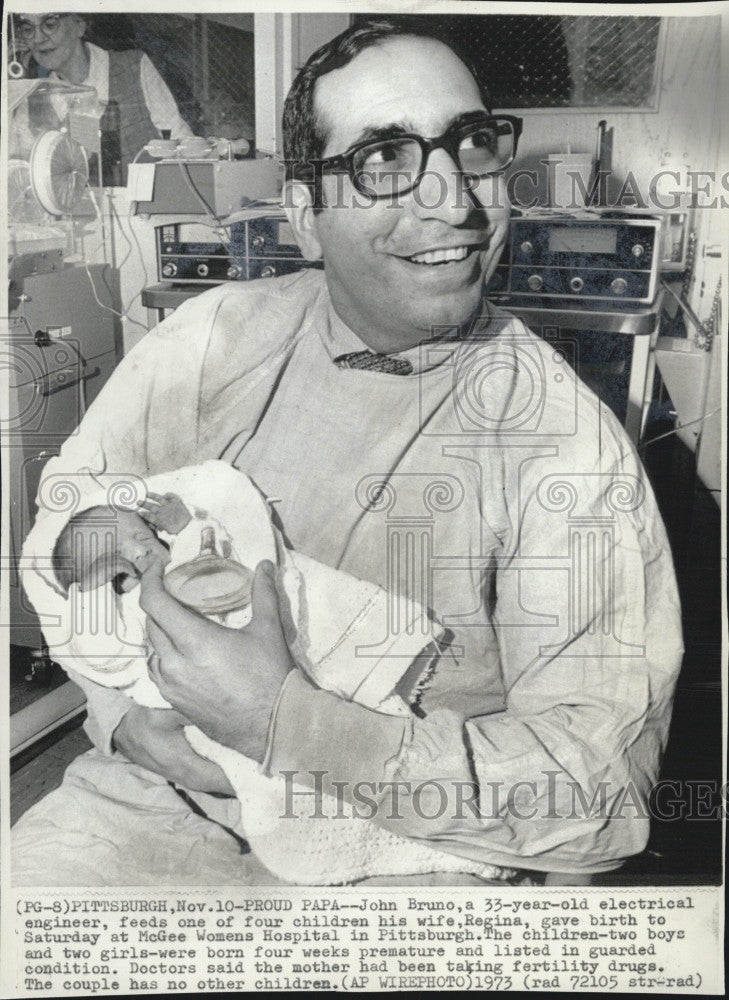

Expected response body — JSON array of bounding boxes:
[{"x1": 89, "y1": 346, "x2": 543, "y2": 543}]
[
  {"x1": 196, "y1": 263, "x2": 209, "y2": 278},
  {"x1": 161, "y1": 262, "x2": 177, "y2": 278},
  {"x1": 527, "y1": 274, "x2": 543, "y2": 291},
  {"x1": 631, "y1": 244, "x2": 644, "y2": 259},
  {"x1": 570, "y1": 276, "x2": 584, "y2": 292},
  {"x1": 520, "y1": 240, "x2": 533, "y2": 254},
  {"x1": 226, "y1": 264, "x2": 242, "y2": 280},
  {"x1": 611, "y1": 277, "x2": 628, "y2": 295},
  {"x1": 260, "y1": 265, "x2": 277, "y2": 278}
]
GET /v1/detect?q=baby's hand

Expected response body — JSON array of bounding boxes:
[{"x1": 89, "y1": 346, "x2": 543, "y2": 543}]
[{"x1": 138, "y1": 492, "x2": 191, "y2": 534}]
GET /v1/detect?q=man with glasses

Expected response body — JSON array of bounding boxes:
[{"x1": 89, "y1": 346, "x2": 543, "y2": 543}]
[
  {"x1": 15, "y1": 20, "x2": 681, "y2": 887},
  {"x1": 14, "y1": 12, "x2": 190, "y2": 181}
]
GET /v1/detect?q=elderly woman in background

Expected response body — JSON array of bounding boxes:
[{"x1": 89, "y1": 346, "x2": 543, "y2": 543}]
[{"x1": 14, "y1": 11, "x2": 191, "y2": 180}]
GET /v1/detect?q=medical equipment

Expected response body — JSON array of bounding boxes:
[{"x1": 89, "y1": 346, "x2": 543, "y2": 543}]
[
  {"x1": 128, "y1": 152, "x2": 317, "y2": 283},
  {"x1": 154, "y1": 215, "x2": 317, "y2": 283},
  {"x1": 489, "y1": 208, "x2": 662, "y2": 304},
  {"x1": 129, "y1": 157, "x2": 282, "y2": 217},
  {"x1": 6, "y1": 80, "x2": 102, "y2": 257}
]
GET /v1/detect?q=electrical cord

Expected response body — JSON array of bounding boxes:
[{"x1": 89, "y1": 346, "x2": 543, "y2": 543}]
[
  {"x1": 176, "y1": 159, "x2": 225, "y2": 229},
  {"x1": 660, "y1": 274, "x2": 722, "y2": 351},
  {"x1": 695, "y1": 278, "x2": 722, "y2": 352},
  {"x1": 639, "y1": 408, "x2": 721, "y2": 451},
  {"x1": 660, "y1": 277, "x2": 702, "y2": 333},
  {"x1": 84, "y1": 187, "x2": 124, "y2": 311},
  {"x1": 170, "y1": 159, "x2": 235, "y2": 251},
  {"x1": 84, "y1": 171, "x2": 224, "y2": 330},
  {"x1": 82, "y1": 186, "x2": 148, "y2": 333},
  {"x1": 117, "y1": 198, "x2": 158, "y2": 325}
]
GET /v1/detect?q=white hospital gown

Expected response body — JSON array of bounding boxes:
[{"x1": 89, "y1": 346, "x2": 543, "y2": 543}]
[{"x1": 14, "y1": 268, "x2": 683, "y2": 884}]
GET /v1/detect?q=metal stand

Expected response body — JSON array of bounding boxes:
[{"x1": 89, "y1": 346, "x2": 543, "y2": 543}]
[
  {"x1": 141, "y1": 281, "x2": 218, "y2": 329},
  {"x1": 493, "y1": 291, "x2": 664, "y2": 444}
]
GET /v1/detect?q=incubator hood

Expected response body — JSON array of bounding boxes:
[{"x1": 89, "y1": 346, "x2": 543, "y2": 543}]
[{"x1": 7, "y1": 79, "x2": 100, "y2": 256}]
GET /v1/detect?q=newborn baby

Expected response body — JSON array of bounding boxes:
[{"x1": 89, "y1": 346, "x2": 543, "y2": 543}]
[
  {"x1": 53, "y1": 492, "x2": 253, "y2": 619},
  {"x1": 35, "y1": 460, "x2": 509, "y2": 885}
]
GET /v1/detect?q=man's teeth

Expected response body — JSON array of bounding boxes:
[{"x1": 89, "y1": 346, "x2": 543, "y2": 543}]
[{"x1": 408, "y1": 245, "x2": 471, "y2": 265}]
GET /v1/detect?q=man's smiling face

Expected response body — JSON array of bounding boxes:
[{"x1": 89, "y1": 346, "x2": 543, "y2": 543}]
[{"x1": 303, "y1": 35, "x2": 510, "y2": 353}]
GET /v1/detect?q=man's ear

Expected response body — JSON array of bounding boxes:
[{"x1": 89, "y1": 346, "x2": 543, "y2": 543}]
[{"x1": 282, "y1": 180, "x2": 323, "y2": 262}]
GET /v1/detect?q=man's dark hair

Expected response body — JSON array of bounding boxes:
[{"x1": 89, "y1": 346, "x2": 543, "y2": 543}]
[{"x1": 282, "y1": 18, "x2": 491, "y2": 183}]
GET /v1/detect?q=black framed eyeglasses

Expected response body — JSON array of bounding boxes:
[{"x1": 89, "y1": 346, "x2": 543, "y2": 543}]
[
  {"x1": 295, "y1": 114, "x2": 523, "y2": 199},
  {"x1": 15, "y1": 14, "x2": 75, "y2": 42}
]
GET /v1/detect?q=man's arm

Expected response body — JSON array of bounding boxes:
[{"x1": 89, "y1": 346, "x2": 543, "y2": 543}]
[
  {"x1": 65, "y1": 667, "x2": 234, "y2": 793},
  {"x1": 261, "y1": 430, "x2": 684, "y2": 874},
  {"x1": 112, "y1": 704, "x2": 234, "y2": 795},
  {"x1": 20, "y1": 284, "x2": 302, "y2": 790}
]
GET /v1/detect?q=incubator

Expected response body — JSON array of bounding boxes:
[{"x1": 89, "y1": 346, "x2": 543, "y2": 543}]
[
  {"x1": 6, "y1": 79, "x2": 103, "y2": 260},
  {"x1": 6, "y1": 79, "x2": 123, "y2": 663}
]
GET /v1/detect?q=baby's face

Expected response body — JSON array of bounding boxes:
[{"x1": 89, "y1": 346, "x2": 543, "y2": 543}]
[{"x1": 71, "y1": 511, "x2": 170, "y2": 593}]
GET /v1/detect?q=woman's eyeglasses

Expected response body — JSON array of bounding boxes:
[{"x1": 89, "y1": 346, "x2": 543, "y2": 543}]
[{"x1": 15, "y1": 14, "x2": 74, "y2": 42}]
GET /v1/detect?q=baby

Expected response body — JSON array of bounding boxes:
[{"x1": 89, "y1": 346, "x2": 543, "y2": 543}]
[
  {"x1": 53, "y1": 492, "x2": 253, "y2": 620},
  {"x1": 53, "y1": 496, "x2": 182, "y2": 594},
  {"x1": 39, "y1": 460, "x2": 509, "y2": 885}
]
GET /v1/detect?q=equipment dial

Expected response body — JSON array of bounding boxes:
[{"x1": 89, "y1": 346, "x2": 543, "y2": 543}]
[
  {"x1": 570, "y1": 276, "x2": 584, "y2": 292},
  {"x1": 520, "y1": 241, "x2": 533, "y2": 254},
  {"x1": 161, "y1": 262, "x2": 177, "y2": 278},
  {"x1": 251, "y1": 235, "x2": 266, "y2": 248},
  {"x1": 196, "y1": 263, "x2": 209, "y2": 277},
  {"x1": 631, "y1": 244, "x2": 644, "y2": 259},
  {"x1": 611, "y1": 278, "x2": 628, "y2": 295},
  {"x1": 227, "y1": 264, "x2": 242, "y2": 280},
  {"x1": 260, "y1": 265, "x2": 277, "y2": 278},
  {"x1": 527, "y1": 274, "x2": 543, "y2": 291}
]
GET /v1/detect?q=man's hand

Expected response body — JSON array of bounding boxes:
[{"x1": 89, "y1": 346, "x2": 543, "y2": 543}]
[
  {"x1": 138, "y1": 553, "x2": 167, "y2": 601},
  {"x1": 138, "y1": 492, "x2": 192, "y2": 534},
  {"x1": 146, "y1": 560, "x2": 294, "y2": 762},
  {"x1": 112, "y1": 703, "x2": 235, "y2": 795}
]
